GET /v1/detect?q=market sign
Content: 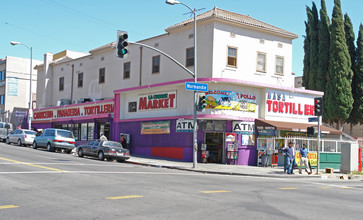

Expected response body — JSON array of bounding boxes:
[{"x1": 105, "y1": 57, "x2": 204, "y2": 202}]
[
  {"x1": 176, "y1": 119, "x2": 194, "y2": 132},
  {"x1": 204, "y1": 90, "x2": 257, "y2": 112},
  {"x1": 138, "y1": 91, "x2": 176, "y2": 111},
  {"x1": 33, "y1": 101, "x2": 114, "y2": 121},
  {"x1": 141, "y1": 121, "x2": 170, "y2": 134},
  {"x1": 232, "y1": 121, "x2": 255, "y2": 133}
]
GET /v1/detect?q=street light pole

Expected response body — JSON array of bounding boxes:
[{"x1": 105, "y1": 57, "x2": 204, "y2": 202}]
[
  {"x1": 10, "y1": 41, "x2": 33, "y2": 130},
  {"x1": 166, "y1": 0, "x2": 198, "y2": 168}
]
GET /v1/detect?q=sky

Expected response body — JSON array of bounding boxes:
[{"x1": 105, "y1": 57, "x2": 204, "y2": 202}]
[{"x1": 1, "y1": 0, "x2": 362, "y2": 76}]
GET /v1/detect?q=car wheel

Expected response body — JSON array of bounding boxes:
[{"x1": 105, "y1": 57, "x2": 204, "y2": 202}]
[
  {"x1": 47, "y1": 143, "x2": 54, "y2": 152},
  {"x1": 17, "y1": 139, "x2": 22, "y2": 147},
  {"x1": 78, "y1": 148, "x2": 84, "y2": 157},
  {"x1": 6, "y1": 138, "x2": 10, "y2": 145},
  {"x1": 98, "y1": 151, "x2": 105, "y2": 161},
  {"x1": 32, "y1": 142, "x2": 37, "y2": 149}
]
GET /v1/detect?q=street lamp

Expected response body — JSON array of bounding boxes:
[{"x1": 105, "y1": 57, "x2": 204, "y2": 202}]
[
  {"x1": 10, "y1": 41, "x2": 33, "y2": 130},
  {"x1": 166, "y1": 0, "x2": 198, "y2": 168}
]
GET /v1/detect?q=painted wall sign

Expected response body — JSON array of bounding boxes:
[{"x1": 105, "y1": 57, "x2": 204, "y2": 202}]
[
  {"x1": 138, "y1": 91, "x2": 176, "y2": 111},
  {"x1": 232, "y1": 121, "x2": 255, "y2": 133},
  {"x1": 204, "y1": 90, "x2": 256, "y2": 112},
  {"x1": 141, "y1": 121, "x2": 170, "y2": 134},
  {"x1": 33, "y1": 101, "x2": 114, "y2": 121},
  {"x1": 176, "y1": 119, "x2": 194, "y2": 132},
  {"x1": 7, "y1": 77, "x2": 18, "y2": 96}
]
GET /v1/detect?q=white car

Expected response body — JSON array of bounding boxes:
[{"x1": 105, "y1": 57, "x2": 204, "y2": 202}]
[{"x1": 6, "y1": 129, "x2": 37, "y2": 146}]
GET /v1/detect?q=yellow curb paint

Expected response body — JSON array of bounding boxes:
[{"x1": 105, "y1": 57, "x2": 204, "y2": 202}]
[
  {"x1": 0, "y1": 205, "x2": 19, "y2": 210},
  {"x1": 0, "y1": 157, "x2": 66, "y2": 172},
  {"x1": 105, "y1": 195, "x2": 143, "y2": 200},
  {"x1": 200, "y1": 190, "x2": 231, "y2": 194},
  {"x1": 278, "y1": 188, "x2": 298, "y2": 190}
]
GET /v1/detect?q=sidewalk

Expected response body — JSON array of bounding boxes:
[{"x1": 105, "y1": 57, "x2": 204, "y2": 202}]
[{"x1": 126, "y1": 155, "x2": 363, "y2": 180}]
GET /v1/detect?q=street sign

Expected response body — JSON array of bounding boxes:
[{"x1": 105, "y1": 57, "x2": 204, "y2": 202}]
[
  {"x1": 308, "y1": 117, "x2": 318, "y2": 122},
  {"x1": 185, "y1": 82, "x2": 208, "y2": 92}
]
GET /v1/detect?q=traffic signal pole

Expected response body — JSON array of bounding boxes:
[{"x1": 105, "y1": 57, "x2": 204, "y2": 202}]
[{"x1": 317, "y1": 115, "x2": 321, "y2": 174}]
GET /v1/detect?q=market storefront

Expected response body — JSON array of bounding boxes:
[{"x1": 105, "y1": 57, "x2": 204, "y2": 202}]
[{"x1": 31, "y1": 99, "x2": 114, "y2": 144}]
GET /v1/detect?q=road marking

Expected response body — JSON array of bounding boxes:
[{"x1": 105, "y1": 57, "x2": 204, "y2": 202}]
[
  {"x1": 340, "y1": 187, "x2": 352, "y2": 189},
  {"x1": 319, "y1": 187, "x2": 332, "y2": 189},
  {"x1": 278, "y1": 188, "x2": 298, "y2": 190},
  {"x1": 200, "y1": 190, "x2": 231, "y2": 194},
  {"x1": 0, "y1": 205, "x2": 19, "y2": 210},
  {"x1": 0, "y1": 157, "x2": 66, "y2": 172},
  {"x1": 105, "y1": 195, "x2": 143, "y2": 200}
]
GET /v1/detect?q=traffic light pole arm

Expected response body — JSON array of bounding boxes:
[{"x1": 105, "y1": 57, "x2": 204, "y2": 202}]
[{"x1": 129, "y1": 41, "x2": 195, "y2": 78}]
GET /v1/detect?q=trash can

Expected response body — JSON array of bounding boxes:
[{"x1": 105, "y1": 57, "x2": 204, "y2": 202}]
[{"x1": 261, "y1": 154, "x2": 269, "y2": 167}]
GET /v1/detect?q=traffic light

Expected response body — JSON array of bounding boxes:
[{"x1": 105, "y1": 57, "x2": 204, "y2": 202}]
[
  {"x1": 197, "y1": 93, "x2": 207, "y2": 112},
  {"x1": 314, "y1": 97, "x2": 323, "y2": 116},
  {"x1": 117, "y1": 31, "x2": 128, "y2": 58},
  {"x1": 307, "y1": 126, "x2": 315, "y2": 136}
]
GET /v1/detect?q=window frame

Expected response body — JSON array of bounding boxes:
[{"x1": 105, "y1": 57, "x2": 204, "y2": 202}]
[
  {"x1": 123, "y1": 62, "x2": 131, "y2": 79},
  {"x1": 77, "y1": 72, "x2": 83, "y2": 88},
  {"x1": 256, "y1": 52, "x2": 267, "y2": 73},
  {"x1": 99, "y1": 68, "x2": 105, "y2": 84},
  {"x1": 275, "y1": 56, "x2": 285, "y2": 75},
  {"x1": 186, "y1": 47, "x2": 194, "y2": 67},
  {"x1": 152, "y1": 55, "x2": 160, "y2": 74},
  {"x1": 227, "y1": 46, "x2": 238, "y2": 67},
  {"x1": 59, "y1": 77, "x2": 64, "y2": 91}
]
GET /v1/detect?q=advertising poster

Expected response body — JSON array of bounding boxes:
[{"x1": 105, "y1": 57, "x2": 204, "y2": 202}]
[
  {"x1": 225, "y1": 133, "x2": 235, "y2": 142},
  {"x1": 7, "y1": 77, "x2": 18, "y2": 96},
  {"x1": 141, "y1": 121, "x2": 170, "y2": 134},
  {"x1": 204, "y1": 90, "x2": 256, "y2": 112},
  {"x1": 295, "y1": 152, "x2": 317, "y2": 167}
]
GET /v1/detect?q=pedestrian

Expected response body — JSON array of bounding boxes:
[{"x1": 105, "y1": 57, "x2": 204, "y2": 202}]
[
  {"x1": 283, "y1": 141, "x2": 295, "y2": 174},
  {"x1": 120, "y1": 135, "x2": 127, "y2": 149},
  {"x1": 299, "y1": 144, "x2": 312, "y2": 175},
  {"x1": 100, "y1": 132, "x2": 107, "y2": 140}
]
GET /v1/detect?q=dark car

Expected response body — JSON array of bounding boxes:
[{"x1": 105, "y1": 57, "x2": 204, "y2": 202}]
[{"x1": 77, "y1": 140, "x2": 130, "y2": 162}]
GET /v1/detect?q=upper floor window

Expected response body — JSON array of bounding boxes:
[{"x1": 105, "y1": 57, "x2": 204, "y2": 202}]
[
  {"x1": 186, "y1": 47, "x2": 194, "y2": 67},
  {"x1": 78, "y1": 72, "x2": 83, "y2": 88},
  {"x1": 99, "y1": 68, "x2": 105, "y2": 84},
  {"x1": 256, "y1": 52, "x2": 266, "y2": 72},
  {"x1": 152, "y1": 55, "x2": 160, "y2": 74},
  {"x1": 0, "y1": 71, "x2": 5, "y2": 81},
  {"x1": 275, "y1": 56, "x2": 284, "y2": 75},
  {"x1": 227, "y1": 47, "x2": 237, "y2": 67},
  {"x1": 59, "y1": 77, "x2": 64, "y2": 91},
  {"x1": 123, "y1": 62, "x2": 130, "y2": 79},
  {"x1": 0, "y1": 94, "x2": 4, "y2": 104}
]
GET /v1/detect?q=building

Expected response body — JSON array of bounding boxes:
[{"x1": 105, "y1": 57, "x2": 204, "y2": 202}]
[
  {"x1": 31, "y1": 7, "x2": 343, "y2": 166},
  {"x1": 0, "y1": 56, "x2": 42, "y2": 127}
]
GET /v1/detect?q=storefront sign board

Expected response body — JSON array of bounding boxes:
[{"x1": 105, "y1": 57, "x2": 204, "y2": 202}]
[
  {"x1": 176, "y1": 119, "x2": 194, "y2": 132},
  {"x1": 203, "y1": 90, "x2": 257, "y2": 112},
  {"x1": 138, "y1": 91, "x2": 176, "y2": 111},
  {"x1": 141, "y1": 121, "x2": 170, "y2": 134},
  {"x1": 232, "y1": 121, "x2": 255, "y2": 133}
]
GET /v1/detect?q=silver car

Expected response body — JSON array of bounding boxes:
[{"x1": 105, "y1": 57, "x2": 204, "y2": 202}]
[
  {"x1": 33, "y1": 128, "x2": 76, "y2": 153},
  {"x1": 6, "y1": 129, "x2": 37, "y2": 146}
]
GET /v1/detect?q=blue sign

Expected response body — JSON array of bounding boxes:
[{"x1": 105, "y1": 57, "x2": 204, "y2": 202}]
[
  {"x1": 185, "y1": 82, "x2": 208, "y2": 92},
  {"x1": 308, "y1": 117, "x2": 318, "y2": 122}
]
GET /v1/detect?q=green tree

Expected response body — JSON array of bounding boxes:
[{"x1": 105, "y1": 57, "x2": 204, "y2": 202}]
[
  {"x1": 303, "y1": 20, "x2": 311, "y2": 89},
  {"x1": 308, "y1": 3, "x2": 319, "y2": 90},
  {"x1": 325, "y1": 0, "x2": 354, "y2": 130}
]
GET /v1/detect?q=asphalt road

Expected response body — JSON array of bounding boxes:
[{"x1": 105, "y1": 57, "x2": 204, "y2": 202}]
[{"x1": 1, "y1": 142, "x2": 363, "y2": 220}]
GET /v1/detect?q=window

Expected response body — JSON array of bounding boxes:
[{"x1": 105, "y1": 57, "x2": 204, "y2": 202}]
[
  {"x1": 275, "y1": 56, "x2": 284, "y2": 75},
  {"x1": 0, "y1": 71, "x2": 5, "y2": 81},
  {"x1": 99, "y1": 68, "x2": 105, "y2": 83},
  {"x1": 256, "y1": 52, "x2": 266, "y2": 72},
  {"x1": 152, "y1": 56, "x2": 160, "y2": 73},
  {"x1": 79, "y1": 122, "x2": 94, "y2": 141},
  {"x1": 0, "y1": 94, "x2": 4, "y2": 104},
  {"x1": 123, "y1": 62, "x2": 130, "y2": 79},
  {"x1": 78, "y1": 73, "x2": 83, "y2": 88},
  {"x1": 186, "y1": 47, "x2": 194, "y2": 67},
  {"x1": 227, "y1": 47, "x2": 237, "y2": 67},
  {"x1": 59, "y1": 77, "x2": 64, "y2": 91}
]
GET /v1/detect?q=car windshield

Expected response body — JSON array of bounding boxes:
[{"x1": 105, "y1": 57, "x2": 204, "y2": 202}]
[
  {"x1": 57, "y1": 130, "x2": 74, "y2": 138},
  {"x1": 24, "y1": 131, "x2": 37, "y2": 135},
  {"x1": 103, "y1": 141, "x2": 122, "y2": 148}
]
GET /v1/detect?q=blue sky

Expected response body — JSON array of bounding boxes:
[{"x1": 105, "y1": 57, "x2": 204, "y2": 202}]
[{"x1": 1, "y1": 0, "x2": 362, "y2": 76}]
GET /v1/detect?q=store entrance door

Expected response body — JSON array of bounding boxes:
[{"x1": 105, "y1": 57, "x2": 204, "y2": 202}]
[
  {"x1": 97, "y1": 122, "x2": 110, "y2": 139},
  {"x1": 205, "y1": 132, "x2": 224, "y2": 164}
]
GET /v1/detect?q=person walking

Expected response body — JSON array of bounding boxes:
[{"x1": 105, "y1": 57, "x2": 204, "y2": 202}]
[
  {"x1": 100, "y1": 132, "x2": 107, "y2": 140},
  {"x1": 283, "y1": 141, "x2": 295, "y2": 174},
  {"x1": 299, "y1": 144, "x2": 312, "y2": 174}
]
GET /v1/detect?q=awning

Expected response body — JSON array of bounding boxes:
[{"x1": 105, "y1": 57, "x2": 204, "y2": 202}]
[{"x1": 255, "y1": 119, "x2": 342, "y2": 135}]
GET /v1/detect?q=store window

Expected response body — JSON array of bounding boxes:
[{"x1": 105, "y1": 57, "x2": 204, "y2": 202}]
[
  {"x1": 186, "y1": 47, "x2": 194, "y2": 67},
  {"x1": 227, "y1": 47, "x2": 237, "y2": 67},
  {"x1": 72, "y1": 124, "x2": 79, "y2": 140}
]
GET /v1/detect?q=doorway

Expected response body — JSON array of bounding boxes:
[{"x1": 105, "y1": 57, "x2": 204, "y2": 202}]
[
  {"x1": 205, "y1": 132, "x2": 224, "y2": 164},
  {"x1": 97, "y1": 122, "x2": 110, "y2": 139}
]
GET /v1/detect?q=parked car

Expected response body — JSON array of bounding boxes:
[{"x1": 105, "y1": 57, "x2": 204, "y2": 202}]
[
  {"x1": 0, "y1": 122, "x2": 13, "y2": 142},
  {"x1": 77, "y1": 140, "x2": 130, "y2": 162},
  {"x1": 33, "y1": 128, "x2": 75, "y2": 153},
  {"x1": 6, "y1": 129, "x2": 37, "y2": 146}
]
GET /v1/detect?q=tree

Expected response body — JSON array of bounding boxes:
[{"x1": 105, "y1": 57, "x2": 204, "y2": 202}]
[
  {"x1": 325, "y1": 0, "x2": 354, "y2": 130},
  {"x1": 303, "y1": 20, "x2": 311, "y2": 89},
  {"x1": 308, "y1": 3, "x2": 319, "y2": 90}
]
